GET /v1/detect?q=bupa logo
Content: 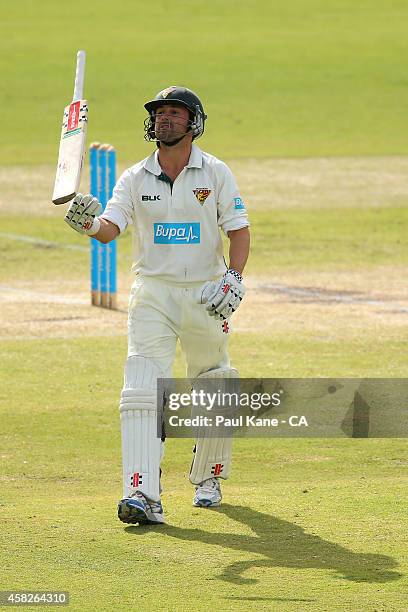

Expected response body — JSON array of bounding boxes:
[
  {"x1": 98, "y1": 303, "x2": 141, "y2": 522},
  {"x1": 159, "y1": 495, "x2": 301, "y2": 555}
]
[
  {"x1": 234, "y1": 197, "x2": 245, "y2": 210},
  {"x1": 142, "y1": 195, "x2": 161, "y2": 201},
  {"x1": 154, "y1": 223, "x2": 200, "y2": 244}
]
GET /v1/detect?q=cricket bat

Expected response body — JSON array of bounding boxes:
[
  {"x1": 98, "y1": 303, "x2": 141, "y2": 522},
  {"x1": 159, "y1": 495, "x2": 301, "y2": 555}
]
[{"x1": 52, "y1": 50, "x2": 88, "y2": 205}]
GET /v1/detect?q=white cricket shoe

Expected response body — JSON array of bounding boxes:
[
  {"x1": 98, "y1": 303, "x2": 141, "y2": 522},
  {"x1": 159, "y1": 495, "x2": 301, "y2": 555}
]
[
  {"x1": 118, "y1": 491, "x2": 165, "y2": 525},
  {"x1": 193, "y1": 477, "x2": 222, "y2": 507}
]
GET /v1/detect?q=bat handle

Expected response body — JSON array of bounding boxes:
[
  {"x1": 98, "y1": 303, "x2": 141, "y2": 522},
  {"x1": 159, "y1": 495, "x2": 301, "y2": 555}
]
[{"x1": 73, "y1": 50, "x2": 86, "y2": 101}]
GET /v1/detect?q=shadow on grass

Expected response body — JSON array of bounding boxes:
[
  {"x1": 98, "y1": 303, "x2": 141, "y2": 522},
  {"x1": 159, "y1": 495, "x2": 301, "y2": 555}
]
[{"x1": 125, "y1": 504, "x2": 402, "y2": 585}]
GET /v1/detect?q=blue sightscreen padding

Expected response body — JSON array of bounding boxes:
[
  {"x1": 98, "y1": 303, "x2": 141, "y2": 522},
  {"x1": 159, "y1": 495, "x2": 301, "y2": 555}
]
[
  {"x1": 108, "y1": 241, "x2": 117, "y2": 293},
  {"x1": 98, "y1": 148, "x2": 107, "y2": 209},
  {"x1": 90, "y1": 147, "x2": 99, "y2": 292},
  {"x1": 90, "y1": 147, "x2": 99, "y2": 197},
  {"x1": 98, "y1": 149, "x2": 108, "y2": 294},
  {"x1": 108, "y1": 149, "x2": 116, "y2": 198},
  {"x1": 108, "y1": 149, "x2": 117, "y2": 294},
  {"x1": 91, "y1": 238, "x2": 99, "y2": 291}
]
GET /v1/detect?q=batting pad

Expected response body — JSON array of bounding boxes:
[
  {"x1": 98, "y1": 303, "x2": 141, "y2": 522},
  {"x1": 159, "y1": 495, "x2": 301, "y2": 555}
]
[
  {"x1": 189, "y1": 367, "x2": 239, "y2": 485},
  {"x1": 119, "y1": 355, "x2": 163, "y2": 502}
]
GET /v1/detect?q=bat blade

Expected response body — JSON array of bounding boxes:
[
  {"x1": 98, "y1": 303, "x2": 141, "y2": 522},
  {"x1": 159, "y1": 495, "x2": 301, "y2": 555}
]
[
  {"x1": 52, "y1": 99, "x2": 88, "y2": 204},
  {"x1": 52, "y1": 50, "x2": 87, "y2": 205}
]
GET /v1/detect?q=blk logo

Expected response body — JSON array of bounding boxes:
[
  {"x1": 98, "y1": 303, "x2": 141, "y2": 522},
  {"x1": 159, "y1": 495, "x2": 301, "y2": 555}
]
[{"x1": 142, "y1": 195, "x2": 161, "y2": 201}]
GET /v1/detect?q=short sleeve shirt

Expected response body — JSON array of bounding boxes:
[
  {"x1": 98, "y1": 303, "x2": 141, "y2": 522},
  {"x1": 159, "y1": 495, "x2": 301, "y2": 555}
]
[{"x1": 101, "y1": 144, "x2": 249, "y2": 282}]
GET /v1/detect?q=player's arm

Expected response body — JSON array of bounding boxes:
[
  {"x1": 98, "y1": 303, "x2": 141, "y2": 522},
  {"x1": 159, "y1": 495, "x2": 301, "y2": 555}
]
[
  {"x1": 93, "y1": 218, "x2": 119, "y2": 243},
  {"x1": 64, "y1": 193, "x2": 119, "y2": 243},
  {"x1": 200, "y1": 228, "x2": 249, "y2": 319},
  {"x1": 199, "y1": 162, "x2": 250, "y2": 319},
  {"x1": 64, "y1": 169, "x2": 133, "y2": 241},
  {"x1": 228, "y1": 226, "x2": 250, "y2": 276}
]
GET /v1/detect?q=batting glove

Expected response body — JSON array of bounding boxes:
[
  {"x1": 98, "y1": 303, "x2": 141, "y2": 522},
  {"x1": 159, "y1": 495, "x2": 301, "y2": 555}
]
[
  {"x1": 200, "y1": 269, "x2": 245, "y2": 320},
  {"x1": 64, "y1": 193, "x2": 102, "y2": 236}
]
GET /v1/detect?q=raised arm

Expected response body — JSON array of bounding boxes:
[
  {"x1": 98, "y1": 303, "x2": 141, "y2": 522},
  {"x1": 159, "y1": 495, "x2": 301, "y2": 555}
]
[
  {"x1": 64, "y1": 193, "x2": 120, "y2": 243},
  {"x1": 92, "y1": 218, "x2": 120, "y2": 243}
]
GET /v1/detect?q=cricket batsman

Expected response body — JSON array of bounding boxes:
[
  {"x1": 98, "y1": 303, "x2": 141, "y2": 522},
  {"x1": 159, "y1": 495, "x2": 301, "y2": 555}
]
[{"x1": 64, "y1": 86, "x2": 250, "y2": 525}]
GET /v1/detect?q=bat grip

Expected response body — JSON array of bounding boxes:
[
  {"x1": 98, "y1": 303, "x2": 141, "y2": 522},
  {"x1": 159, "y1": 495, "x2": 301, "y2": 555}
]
[{"x1": 73, "y1": 50, "x2": 86, "y2": 101}]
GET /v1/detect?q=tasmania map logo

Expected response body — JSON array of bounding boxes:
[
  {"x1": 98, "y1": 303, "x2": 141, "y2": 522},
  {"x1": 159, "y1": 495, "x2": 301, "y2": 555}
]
[{"x1": 193, "y1": 188, "x2": 211, "y2": 205}]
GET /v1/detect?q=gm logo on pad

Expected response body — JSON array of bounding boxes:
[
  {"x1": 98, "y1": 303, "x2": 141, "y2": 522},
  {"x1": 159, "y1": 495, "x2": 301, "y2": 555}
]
[{"x1": 154, "y1": 223, "x2": 200, "y2": 244}]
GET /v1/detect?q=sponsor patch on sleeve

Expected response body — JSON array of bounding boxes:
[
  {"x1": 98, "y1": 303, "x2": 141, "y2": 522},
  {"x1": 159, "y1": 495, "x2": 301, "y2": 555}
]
[{"x1": 234, "y1": 197, "x2": 246, "y2": 210}]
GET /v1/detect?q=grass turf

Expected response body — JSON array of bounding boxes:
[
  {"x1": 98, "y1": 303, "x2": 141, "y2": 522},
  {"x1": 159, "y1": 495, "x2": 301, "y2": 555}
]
[
  {"x1": 1, "y1": 205, "x2": 407, "y2": 282},
  {"x1": 2, "y1": 1, "x2": 408, "y2": 164},
  {"x1": 1, "y1": 198, "x2": 407, "y2": 609},
  {"x1": 1, "y1": 337, "x2": 407, "y2": 610},
  {"x1": 1, "y1": 3, "x2": 408, "y2": 596}
]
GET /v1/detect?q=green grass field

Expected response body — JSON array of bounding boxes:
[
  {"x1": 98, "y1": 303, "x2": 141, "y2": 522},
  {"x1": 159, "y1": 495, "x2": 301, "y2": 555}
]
[
  {"x1": 1, "y1": 0, "x2": 408, "y2": 163},
  {"x1": 2, "y1": 205, "x2": 408, "y2": 278},
  {"x1": 1, "y1": 1, "x2": 408, "y2": 610},
  {"x1": 2, "y1": 339, "x2": 408, "y2": 610}
]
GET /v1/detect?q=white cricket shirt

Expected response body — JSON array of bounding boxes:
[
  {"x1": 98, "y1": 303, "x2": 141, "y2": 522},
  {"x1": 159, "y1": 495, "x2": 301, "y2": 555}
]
[{"x1": 102, "y1": 144, "x2": 249, "y2": 282}]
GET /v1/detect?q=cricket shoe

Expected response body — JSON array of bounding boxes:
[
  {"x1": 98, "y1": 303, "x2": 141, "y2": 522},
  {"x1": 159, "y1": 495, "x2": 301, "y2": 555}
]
[
  {"x1": 193, "y1": 477, "x2": 222, "y2": 507},
  {"x1": 118, "y1": 491, "x2": 165, "y2": 525}
]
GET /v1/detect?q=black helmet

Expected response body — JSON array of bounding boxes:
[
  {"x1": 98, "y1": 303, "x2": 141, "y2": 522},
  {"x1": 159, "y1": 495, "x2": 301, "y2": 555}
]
[{"x1": 144, "y1": 86, "x2": 207, "y2": 141}]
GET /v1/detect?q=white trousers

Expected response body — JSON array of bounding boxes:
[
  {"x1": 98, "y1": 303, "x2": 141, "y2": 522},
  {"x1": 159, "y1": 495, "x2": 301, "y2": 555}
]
[
  {"x1": 120, "y1": 276, "x2": 232, "y2": 500},
  {"x1": 127, "y1": 276, "x2": 230, "y2": 376}
]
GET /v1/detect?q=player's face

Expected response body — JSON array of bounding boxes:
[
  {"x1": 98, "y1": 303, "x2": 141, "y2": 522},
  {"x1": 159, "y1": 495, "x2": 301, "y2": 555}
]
[{"x1": 154, "y1": 104, "x2": 191, "y2": 142}]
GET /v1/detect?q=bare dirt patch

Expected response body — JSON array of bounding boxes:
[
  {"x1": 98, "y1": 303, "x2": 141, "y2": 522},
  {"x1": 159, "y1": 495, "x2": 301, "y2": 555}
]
[
  {"x1": 0, "y1": 278, "x2": 130, "y2": 340},
  {"x1": 1, "y1": 269, "x2": 407, "y2": 341},
  {"x1": 234, "y1": 271, "x2": 408, "y2": 340}
]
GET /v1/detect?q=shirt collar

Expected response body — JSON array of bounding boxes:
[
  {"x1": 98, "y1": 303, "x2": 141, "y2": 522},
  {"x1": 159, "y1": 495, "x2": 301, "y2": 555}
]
[
  {"x1": 186, "y1": 144, "x2": 203, "y2": 168},
  {"x1": 143, "y1": 150, "x2": 162, "y2": 176},
  {"x1": 143, "y1": 143, "x2": 203, "y2": 176}
]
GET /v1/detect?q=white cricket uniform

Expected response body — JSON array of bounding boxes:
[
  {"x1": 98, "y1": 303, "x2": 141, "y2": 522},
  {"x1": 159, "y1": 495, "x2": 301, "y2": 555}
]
[{"x1": 102, "y1": 143, "x2": 249, "y2": 377}]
